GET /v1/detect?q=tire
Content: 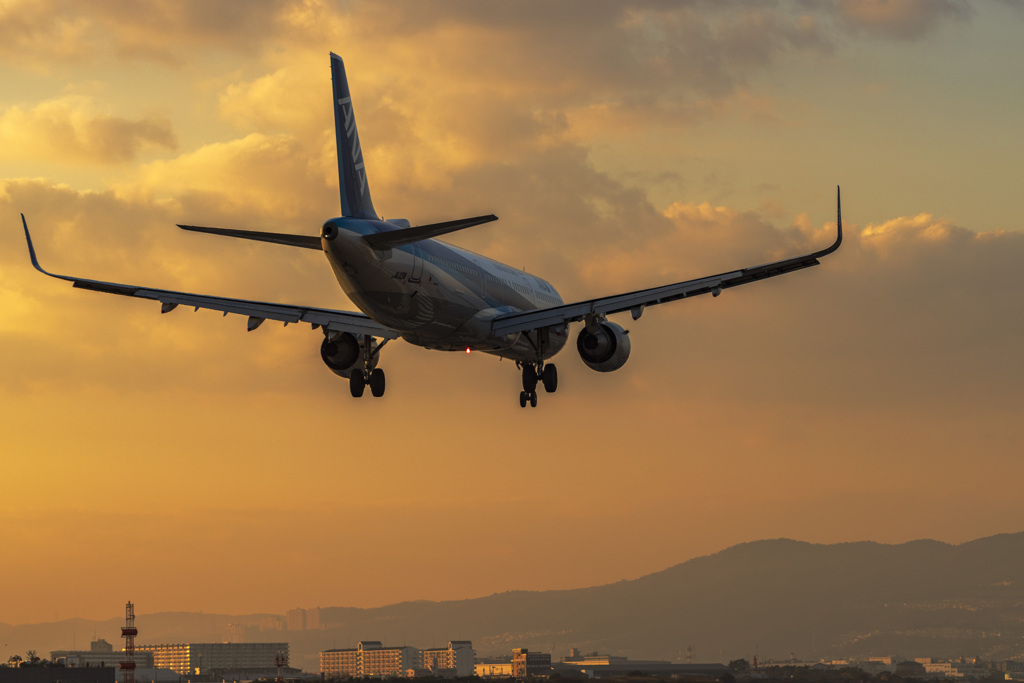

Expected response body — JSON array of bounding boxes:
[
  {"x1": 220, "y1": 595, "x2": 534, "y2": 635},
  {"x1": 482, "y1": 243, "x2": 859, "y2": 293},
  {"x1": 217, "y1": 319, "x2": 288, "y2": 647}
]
[
  {"x1": 519, "y1": 391, "x2": 528, "y2": 408},
  {"x1": 369, "y1": 368, "x2": 386, "y2": 397},
  {"x1": 529, "y1": 391, "x2": 538, "y2": 408},
  {"x1": 350, "y1": 371, "x2": 366, "y2": 398},
  {"x1": 542, "y1": 364, "x2": 558, "y2": 393},
  {"x1": 522, "y1": 365, "x2": 538, "y2": 392}
]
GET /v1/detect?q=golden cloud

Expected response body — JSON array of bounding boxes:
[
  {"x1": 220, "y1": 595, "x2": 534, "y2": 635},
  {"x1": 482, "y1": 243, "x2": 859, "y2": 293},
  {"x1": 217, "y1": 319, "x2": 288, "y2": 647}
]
[
  {"x1": 0, "y1": 95, "x2": 175, "y2": 164},
  {"x1": 0, "y1": 0, "x2": 91, "y2": 65},
  {"x1": 116, "y1": 132, "x2": 328, "y2": 219}
]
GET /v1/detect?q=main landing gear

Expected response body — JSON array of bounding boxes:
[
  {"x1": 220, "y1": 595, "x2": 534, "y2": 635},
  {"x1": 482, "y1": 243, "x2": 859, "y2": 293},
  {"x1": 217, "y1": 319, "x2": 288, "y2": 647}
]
[
  {"x1": 346, "y1": 335, "x2": 389, "y2": 399},
  {"x1": 518, "y1": 362, "x2": 557, "y2": 408},
  {"x1": 350, "y1": 367, "x2": 386, "y2": 398}
]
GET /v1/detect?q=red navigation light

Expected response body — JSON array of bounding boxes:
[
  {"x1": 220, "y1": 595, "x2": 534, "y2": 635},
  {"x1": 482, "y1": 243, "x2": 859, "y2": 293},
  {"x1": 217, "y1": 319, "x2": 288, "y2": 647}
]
[{"x1": 465, "y1": 347, "x2": 471, "y2": 354}]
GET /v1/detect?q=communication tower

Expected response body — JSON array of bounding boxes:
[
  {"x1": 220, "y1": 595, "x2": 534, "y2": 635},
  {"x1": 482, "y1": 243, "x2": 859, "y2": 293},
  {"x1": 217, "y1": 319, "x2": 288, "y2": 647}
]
[
  {"x1": 120, "y1": 602, "x2": 137, "y2": 683},
  {"x1": 275, "y1": 651, "x2": 288, "y2": 683}
]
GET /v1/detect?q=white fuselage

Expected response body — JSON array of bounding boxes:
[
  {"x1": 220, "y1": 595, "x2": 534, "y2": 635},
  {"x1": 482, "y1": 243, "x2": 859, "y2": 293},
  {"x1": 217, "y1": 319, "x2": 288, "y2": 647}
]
[{"x1": 321, "y1": 217, "x2": 568, "y2": 362}]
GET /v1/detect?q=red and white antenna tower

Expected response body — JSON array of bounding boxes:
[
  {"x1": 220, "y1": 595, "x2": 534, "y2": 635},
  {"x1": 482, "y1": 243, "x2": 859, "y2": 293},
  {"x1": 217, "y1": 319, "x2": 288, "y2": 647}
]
[
  {"x1": 120, "y1": 602, "x2": 137, "y2": 683},
  {"x1": 275, "y1": 651, "x2": 288, "y2": 683}
]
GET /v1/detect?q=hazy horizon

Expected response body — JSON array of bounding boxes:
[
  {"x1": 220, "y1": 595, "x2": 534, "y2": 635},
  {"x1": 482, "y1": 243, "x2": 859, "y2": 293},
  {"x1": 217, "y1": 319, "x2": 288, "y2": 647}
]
[
  {"x1": 4, "y1": 532, "x2": 1021, "y2": 627},
  {"x1": 6, "y1": 532, "x2": 1023, "y2": 672},
  {"x1": 2, "y1": 1, "x2": 1022, "y2": 627}
]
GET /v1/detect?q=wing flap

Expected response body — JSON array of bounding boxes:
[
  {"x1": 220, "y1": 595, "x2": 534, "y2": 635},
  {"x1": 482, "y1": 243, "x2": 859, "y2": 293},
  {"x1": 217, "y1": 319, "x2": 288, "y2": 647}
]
[
  {"x1": 491, "y1": 272, "x2": 739, "y2": 337},
  {"x1": 23, "y1": 215, "x2": 398, "y2": 340},
  {"x1": 491, "y1": 188, "x2": 843, "y2": 337}
]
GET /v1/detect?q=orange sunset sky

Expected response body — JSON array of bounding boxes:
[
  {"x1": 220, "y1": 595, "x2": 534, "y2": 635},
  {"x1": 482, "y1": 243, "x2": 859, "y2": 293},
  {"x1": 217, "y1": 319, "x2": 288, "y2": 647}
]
[{"x1": 1, "y1": 1, "x2": 1022, "y2": 626}]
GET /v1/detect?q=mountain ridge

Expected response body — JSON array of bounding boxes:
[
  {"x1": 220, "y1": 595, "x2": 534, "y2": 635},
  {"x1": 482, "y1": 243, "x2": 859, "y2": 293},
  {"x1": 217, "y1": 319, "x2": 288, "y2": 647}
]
[{"x1": 4, "y1": 533, "x2": 1022, "y2": 671}]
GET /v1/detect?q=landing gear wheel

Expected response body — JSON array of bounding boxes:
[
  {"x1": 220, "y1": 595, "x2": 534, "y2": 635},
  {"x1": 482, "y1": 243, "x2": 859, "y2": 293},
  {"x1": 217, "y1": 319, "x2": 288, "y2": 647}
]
[
  {"x1": 349, "y1": 371, "x2": 366, "y2": 398},
  {"x1": 529, "y1": 391, "x2": 538, "y2": 408},
  {"x1": 369, "y1": 368, "x2": 386, "y2": 397},
  {"x1": 522, "y1": 364, "x2": 538, "y2": 393},
  {"x1": 519, "y1": 391, "x2": 528, "y2": 408},
  {"x1": 542, "y1": 364, "x2": 558, "y2": 393}
]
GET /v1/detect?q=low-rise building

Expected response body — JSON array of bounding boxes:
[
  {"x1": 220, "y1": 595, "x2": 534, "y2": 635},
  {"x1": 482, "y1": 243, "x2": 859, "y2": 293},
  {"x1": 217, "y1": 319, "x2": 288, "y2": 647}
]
[
  {"x1": 513, "y1": 649, "x2": 551, "y2": 678},
  {"x1": 421, "y1": 642, "x2": 474, "y2": 677},
  {"x1": 915, "y1": 658, "x2": 990, "y2": 680},
  {"x1": 135, "y1": 642, "x2": 287, "y2": 676},
  {"x1": 475, "y1": 662, "x2": 514, "y2": 678},
  {"x1": 321, "y1": 641, "x2": 417, "y2": 678},
  {"x1": 554, "y1": 651, "x2": 729, "y2": 679},
  {"x1": 50, "y1": 640, "x2": 155, "y2": 669}
]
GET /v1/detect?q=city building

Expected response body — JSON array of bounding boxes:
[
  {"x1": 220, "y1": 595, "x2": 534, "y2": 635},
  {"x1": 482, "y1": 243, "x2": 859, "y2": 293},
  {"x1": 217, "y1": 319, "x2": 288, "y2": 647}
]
[
  {"x1": 421, "y1": 642, "x2": 474, "y2": 677},
  {"x1": 320, "y1": 641, "x2": 474, "y2": 678},
  {"x1": 474, "y1": 662, "x2": 514, "y2": 678},
  {"x1": 915, "y1": 658, "x2": 989, "y2": 680},
  {"x1": 993, "y1": 660, "x2": 1024, "y2": 682},
  {"x1": 286, "y1": 609, "x2": 306, "y2": 631},
  {"x1": 512, "y1": 649, "x2": 551, "y2": 678},
  {"x1": 554, "y1": 651, "x2": 729, "y2": 679},
  {"x1": 135, "y1": 643, "x2": 288, "y2": 676},
  {"x1": 224, "y1": 624, "x2": 245, "y2": 644},
  {"x1": 320, "y1": 648, "x2": 360, "y2": 678},
  {"x1": 320, "y1": 641, "x2": 418, "y2": 678},
  {"x1": 50, "y1": 640, "x2": 155, "y2": 669},
  {"x1": 260, "y1": 616, "x2": 285, "y2": 632},
  {"x1": 283, "y1": 607, "x2": 322, "y2": 631}
]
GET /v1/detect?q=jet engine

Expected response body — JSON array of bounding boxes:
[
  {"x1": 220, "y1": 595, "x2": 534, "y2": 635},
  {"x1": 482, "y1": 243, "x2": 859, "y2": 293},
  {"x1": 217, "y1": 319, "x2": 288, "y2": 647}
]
[
  {"x1": 320, "y1": 332, "x2": 375, "y2": 378},
  {"x1": 576, "y1": 321, "x2": 630, "y2": 372}
]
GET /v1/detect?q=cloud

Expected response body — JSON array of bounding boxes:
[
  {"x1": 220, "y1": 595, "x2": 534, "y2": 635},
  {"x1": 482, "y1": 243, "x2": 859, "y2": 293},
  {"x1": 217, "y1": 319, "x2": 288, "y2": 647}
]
[
  {"x1": 0, "y1": 0, "x2": 291, "y2": 66},
  {"x1": 836, "y1": 0, "x2": 972, "y2": 39},
  {"x1": 212, "y1": 1, "x2": 835, "y2": 170},
  {"x1": 118, "y1": 132, "x2": 329, "y2": 218},
  {"x1": 0, "y1": 96, "x2": 176, "y2": 164},
  {"x1": 0, "y1": 0, "x2": 92, "y2": 66}
]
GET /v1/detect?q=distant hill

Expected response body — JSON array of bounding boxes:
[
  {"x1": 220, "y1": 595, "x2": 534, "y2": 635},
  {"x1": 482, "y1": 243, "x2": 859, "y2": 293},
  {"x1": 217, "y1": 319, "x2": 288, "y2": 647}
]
[{"x1": 5, "y1": 533, "x2": 1023, "y2": 672}]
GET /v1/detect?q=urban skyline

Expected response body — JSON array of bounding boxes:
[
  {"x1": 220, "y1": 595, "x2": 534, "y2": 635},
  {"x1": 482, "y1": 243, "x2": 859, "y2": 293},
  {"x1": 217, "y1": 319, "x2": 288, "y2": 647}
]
[
  {"x1": 12, "y1": 637, "x2": 1024, "y2": 682},
  {"x1": 4, "y1": 533, "x2": 1022, "y2": 675}
]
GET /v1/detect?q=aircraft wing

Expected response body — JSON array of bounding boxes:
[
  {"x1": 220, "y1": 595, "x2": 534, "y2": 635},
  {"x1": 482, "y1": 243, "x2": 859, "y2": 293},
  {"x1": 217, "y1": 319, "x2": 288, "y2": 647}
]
[
  {"x1": 20, "y1": 215, "x2": 399, "y2": 339},
  {"x1": 491, "y1": 188, "x2": 843, "y2": 338}
]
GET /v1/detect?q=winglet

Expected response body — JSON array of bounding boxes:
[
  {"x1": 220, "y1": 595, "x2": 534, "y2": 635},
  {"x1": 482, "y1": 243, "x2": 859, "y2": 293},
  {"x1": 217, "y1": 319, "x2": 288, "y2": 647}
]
[
  {"x1": 21, "y1": 213, "x2": 54, "y2": 277},
  {"x1": 811, "y1": 186, "x2": 843, "y2": 258},
  {"x1": 838, "y1": 184, "x2": 842, "y2": 234}
]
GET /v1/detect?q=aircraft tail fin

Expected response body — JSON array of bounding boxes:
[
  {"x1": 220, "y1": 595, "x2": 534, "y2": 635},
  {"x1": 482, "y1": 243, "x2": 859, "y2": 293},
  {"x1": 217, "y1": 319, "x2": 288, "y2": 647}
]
[{"x1": 330, "y1": 53, "x2": 378, "y2": 220}]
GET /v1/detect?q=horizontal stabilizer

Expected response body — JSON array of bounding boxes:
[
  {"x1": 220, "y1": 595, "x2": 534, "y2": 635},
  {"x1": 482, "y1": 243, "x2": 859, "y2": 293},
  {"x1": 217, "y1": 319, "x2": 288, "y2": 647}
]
[
  {"x1": 178, "y1": 224, "x2": 322, "y2": 250},
  {"x1": 363, "y1": 214, "x2": 498, "y2": 250}
]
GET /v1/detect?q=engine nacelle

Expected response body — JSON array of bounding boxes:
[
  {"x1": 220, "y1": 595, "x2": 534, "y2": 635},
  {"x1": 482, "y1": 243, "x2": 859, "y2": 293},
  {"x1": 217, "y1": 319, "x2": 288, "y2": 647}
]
[
  {"x1": 576, "y1": 321, "x2": 631, "y2": 372},
  {"x1": 320, "y1": 332, "x2": 375, "y2": 378}
]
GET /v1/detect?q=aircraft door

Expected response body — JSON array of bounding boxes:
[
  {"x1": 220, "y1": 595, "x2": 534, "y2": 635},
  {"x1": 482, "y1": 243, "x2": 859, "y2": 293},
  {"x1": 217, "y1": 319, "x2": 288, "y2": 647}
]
[{"x1": 409, "y1": 246, "x2": 424, "y2": 284}]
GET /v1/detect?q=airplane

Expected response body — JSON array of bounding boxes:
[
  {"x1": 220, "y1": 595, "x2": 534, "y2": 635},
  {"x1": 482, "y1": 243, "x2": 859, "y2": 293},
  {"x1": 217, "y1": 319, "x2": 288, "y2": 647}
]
[{"x1": 19, "y1": 53, "x2": 842, "y2": 408}]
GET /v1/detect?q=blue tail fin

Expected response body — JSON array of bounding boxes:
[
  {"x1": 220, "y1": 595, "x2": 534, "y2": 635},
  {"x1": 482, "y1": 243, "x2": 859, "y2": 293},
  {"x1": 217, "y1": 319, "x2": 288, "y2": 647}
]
[{"x1": 330, "y1": 53, "x2": 378, "y2": 219}]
